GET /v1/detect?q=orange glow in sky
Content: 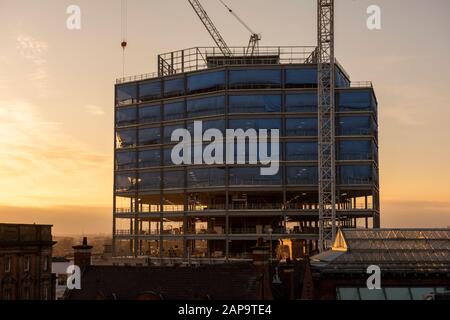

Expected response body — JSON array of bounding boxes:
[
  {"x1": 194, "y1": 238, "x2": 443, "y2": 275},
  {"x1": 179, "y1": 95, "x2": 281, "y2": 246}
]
[{"x1": 0, "y1": 0, "x2": 450, "y2": 234}]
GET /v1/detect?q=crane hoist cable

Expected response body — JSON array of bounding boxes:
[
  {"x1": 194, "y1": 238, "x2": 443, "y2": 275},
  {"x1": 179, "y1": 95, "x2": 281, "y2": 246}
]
[
  {"x1": 217, "y1": 0, "x2": 261, "y2": 55},
  {"x1": 121, "y1": 0, "x2": 128, "y2": 77}
]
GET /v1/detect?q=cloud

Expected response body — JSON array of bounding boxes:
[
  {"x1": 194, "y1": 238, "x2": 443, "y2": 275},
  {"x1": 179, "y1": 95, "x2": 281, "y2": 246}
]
[
  {"x1": 0, "y1": 100, "x2": 111, "y2": 208},
  {"x1": 84, "y1": 104, "x2": 105, "y2": 116},
  {"x1": 16, "y1": 34, "x2": 48, "y2": 66},
  {"x1": 15, "y1": 34, "x2": 49, "y2": 97}
]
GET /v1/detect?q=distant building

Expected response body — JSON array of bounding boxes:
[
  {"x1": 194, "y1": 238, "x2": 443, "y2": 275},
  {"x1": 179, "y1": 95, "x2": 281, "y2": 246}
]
[
  {"x1": 0, "y1": 223, "x2": 56, "y2": 300},
  {"x1": 52, "y1": 256, "x2": 71, "y2": 300},
  {"x1": 310, "y1": 229, "x2": 450, "y2": 300}
]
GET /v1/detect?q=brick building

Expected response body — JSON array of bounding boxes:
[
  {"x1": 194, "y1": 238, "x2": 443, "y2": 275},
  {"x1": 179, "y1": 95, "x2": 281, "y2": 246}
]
[{"x1": 0, "y1": 223, "x2": 56, "y2": 300}]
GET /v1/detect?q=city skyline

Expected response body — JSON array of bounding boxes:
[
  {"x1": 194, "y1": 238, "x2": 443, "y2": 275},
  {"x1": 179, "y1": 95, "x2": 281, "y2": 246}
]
[{"x1": 1, "y1": 0, "x2": 450, "y2": 235}]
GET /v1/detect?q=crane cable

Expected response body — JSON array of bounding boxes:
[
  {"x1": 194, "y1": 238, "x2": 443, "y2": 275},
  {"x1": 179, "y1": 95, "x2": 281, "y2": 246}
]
[
  {"x1": 218, "y1": 0, "x2": 256, "y2": 35},
  {"x1": 121, "y1": 0, "x2": 128, "y2": 77}
]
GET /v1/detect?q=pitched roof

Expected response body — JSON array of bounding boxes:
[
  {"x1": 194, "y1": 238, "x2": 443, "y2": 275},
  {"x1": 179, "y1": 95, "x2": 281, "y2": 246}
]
[
  {"x1": 65, "y1": 263, "x2": 261, "y2": 300},
  {"x1": 310, "y1": 228, "x2": 450, "y2": 274}
]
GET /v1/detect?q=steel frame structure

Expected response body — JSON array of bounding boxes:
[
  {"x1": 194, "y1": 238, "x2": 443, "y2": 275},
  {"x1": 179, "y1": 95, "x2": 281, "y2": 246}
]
[{"x1": 317, "y1": 0, "x2": 337, "y2": 251}]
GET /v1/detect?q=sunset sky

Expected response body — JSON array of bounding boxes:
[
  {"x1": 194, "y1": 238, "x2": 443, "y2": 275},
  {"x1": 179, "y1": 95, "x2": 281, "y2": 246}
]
[{"x1": 0, "y1": 0, "x2": 449, "y2": 235}]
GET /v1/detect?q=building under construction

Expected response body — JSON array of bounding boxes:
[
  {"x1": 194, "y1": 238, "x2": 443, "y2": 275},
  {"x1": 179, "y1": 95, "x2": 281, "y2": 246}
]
[{"x1": 112, "y1": 0, "x2": 379, "y2": 261}]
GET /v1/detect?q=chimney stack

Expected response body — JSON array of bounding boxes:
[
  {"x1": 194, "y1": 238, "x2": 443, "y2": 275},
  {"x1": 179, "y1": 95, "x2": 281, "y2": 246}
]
[
  {"x1": 252, "y1": 238, "x2": 270, "y2": 268},
  {"x1": 72, "y1": 237, "x2": 93, "y2": 269},
  {"x1": 252, "y1": 238, "x2": 273, "y2": 300}
]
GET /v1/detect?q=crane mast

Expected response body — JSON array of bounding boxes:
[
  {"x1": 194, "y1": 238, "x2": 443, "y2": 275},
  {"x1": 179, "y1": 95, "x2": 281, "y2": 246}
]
[
  {"x1": 188, "y1": 0, "x2": 233, "y2": 56},
  {"x1": 317, "y1": 0, "x2": 337, "y2": 251}
]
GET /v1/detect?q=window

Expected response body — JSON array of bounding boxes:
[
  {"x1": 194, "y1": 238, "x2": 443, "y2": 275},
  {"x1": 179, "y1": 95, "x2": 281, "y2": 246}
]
[
  {"x1": 115, "y1": 173, "x2": 137, "y2": 192},
  {"x1": 187, "y1": 95, "x2": 225, "y2": 118},
  {"x1": 187, "y1": 168, "x2": 225, "y2": 188},
  {"x1": 164, "y1": 101, "x2": 185, "y2": 121},
  {"x1": 229, "y1": 95, "x2": 281, "y2": 114},
  {"x1": 164, "y1": 124, "x2": 185, "y2": 143},
  {"x1": 116, "y1": 106, "x2": 137, "y2": 126},
  {"x1": 286, "y1": 167, "x2": 318, "y2": 185},
  {"x1": 336, "y1": 69, "x2": 350, "y2": 88},
  {"x1": 43, "y1": 256, "x2": 49, "y2": 272},
  {"x1": 187, "y1": 119, "x2": 225, "y2": 137},
  {"x1": 139, "y1": 104, "x2": 161, "y2": 124},
  {"x1": 358, "y1": 288, "x2": 386, "y2": 300},
  {"x1": 286, "y1": 93, "x2": 317, "y2": 112},
  {"x1": 229, "y1": 69, "x2": 281, "y2": 88},
  {"x1": 384, "y1": 288, "x2": 412, "y2": 300},
  {"x1": 337, "y1": 288, "x2": 360, "y2": 300},
  {"x1": 138, "y1": 149, "x2": 161, "y2": 168},
  {"x1": 164, "y1": 77, "x2": 185, "y2": 97},
  {"x1": 4, "y1": 256, "x2": 11, "y2": 273},
  {"x1": 410, "y1": 288, "x2": 435, "y2": 300},
  {"x1": 139, "y1": 80, "x2": 161, "y2": 102},
  {"x1": 138, "y1": 127, "x2": 161, "y2": 146},
  {"x1": 3, "y1": 288, "x2": 12, "y2": 300},
  {"x1": 229, "y1": 118, "x2": 281, "y2": 131},
  {"x1": 229, "y1": 167, "x2": 281, "y2": 186},
  {"x1": 285, "y1": 118, "x2": 317, "y2": 136},
  {"x1": 138, "y1": 172, "x2": 161, "y2": 191},
  {"x1": 286, "y1": 142, "x2": 318, "y2": 161},
  {"x1": 42, "y1": 285, "x2": 49, "y2": 300},
  {"x1": 163, "y1": 147, "x2": 178, "y2": 166},
  {"x1": 338, "y1": 90, "x2": 375, "y2": 111},
  {"x1": 187, "y1": 71, "x2": 225, "y2": 94},
  {"x1": 24, "y1": 256, "x2": 31, "y2": 272},
  {"x1": 116, "y1": 151, "x2": 136, "y2": 170},
  {"x1": 338, "y1": 140, "x2": 372, "y2": 160},
  {"x1": 163, "y1": 171, "x2": 185, "y2": 189},
  {"x1": 285, "y1": 68, "x2": 317, "y2": 87},
  {"x1": 116, "y1": 84, "x2": 137, "y2": 106},
  {"x1": 339, "y1": 165, "x2": 373, "y2": 184},
  {"x1": 116, "y1": 128, "x2": 137, "y2": 149},
  {"x1": 337, "y1": 287, "x2": 446, "y2": 301},
  {"x1": 58, "y1": 274, "x2": 68, "y2": 286},
  {"x1": 338, "y1": 116, "x2": 374, "y2": 136}
]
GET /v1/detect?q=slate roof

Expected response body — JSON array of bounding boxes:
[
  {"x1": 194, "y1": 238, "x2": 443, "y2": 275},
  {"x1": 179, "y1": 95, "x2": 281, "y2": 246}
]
[
  {"x1": 310, "y1": 229, "x2": 450, "y2": 274},
  {"x1": 65, "y1": 263, "x2": 261, "y2": 300}
]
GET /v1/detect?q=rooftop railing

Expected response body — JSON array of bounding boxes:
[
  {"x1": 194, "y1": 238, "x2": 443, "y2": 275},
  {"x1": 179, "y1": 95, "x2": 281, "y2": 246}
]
[
  {"x1": 117, "y1": 46, "x2": 316, "y2": 84},
  {"x1": 116, "y1": 47, "x2": 374, "y2": 89}
]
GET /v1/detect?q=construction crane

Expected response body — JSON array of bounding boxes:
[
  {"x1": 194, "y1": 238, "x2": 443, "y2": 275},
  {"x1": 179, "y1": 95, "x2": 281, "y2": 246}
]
[
  {"x1": 218, "y1": 0, "x2": 261, "y2": 56},
  {"x1": 188, "y1": 0, "x2": 233, "y2": 56},
  {"x1": 317, "y1": 0, "x2": 337, "y2": 252}
]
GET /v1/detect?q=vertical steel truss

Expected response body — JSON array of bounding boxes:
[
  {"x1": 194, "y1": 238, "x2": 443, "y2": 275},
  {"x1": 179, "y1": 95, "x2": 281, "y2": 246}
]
[{"x1": 317, "y1": 0, "x2": 336, "y2": 252}]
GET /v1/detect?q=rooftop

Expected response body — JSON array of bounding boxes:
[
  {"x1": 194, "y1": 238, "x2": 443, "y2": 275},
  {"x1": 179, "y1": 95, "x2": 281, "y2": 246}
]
[
  {"x1": 65, "y1": 263, "x2": 261, "y2": 300},
  {"x1": 310, "y1": 228, "x2": 450, "y2": 274},
  {"x1": 116, "y1": 46, "x2": 356, "y2": 85},
  {"x1": 0, "y1": 223, "x2": 54, "y2": 245}
]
